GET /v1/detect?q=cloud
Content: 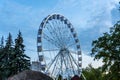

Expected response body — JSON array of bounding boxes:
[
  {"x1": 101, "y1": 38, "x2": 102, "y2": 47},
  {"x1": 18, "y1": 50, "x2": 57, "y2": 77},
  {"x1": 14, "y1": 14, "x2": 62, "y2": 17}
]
[
  {"x1": 82, "y1": 51, "x2": 103, "y2": 68},
  {"x1": 51, "y1": 0, "x2": 119, "y2": 32}
]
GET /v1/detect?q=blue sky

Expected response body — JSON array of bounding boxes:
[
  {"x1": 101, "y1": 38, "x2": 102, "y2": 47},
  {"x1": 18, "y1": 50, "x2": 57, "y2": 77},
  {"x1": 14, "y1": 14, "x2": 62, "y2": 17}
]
[{"x1": 0, "y1": 0, "x2": 120, "y2": 68}]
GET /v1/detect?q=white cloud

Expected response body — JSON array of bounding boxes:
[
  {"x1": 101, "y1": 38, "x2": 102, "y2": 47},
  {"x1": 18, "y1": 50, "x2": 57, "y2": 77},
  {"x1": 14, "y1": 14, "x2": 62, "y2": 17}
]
[
  {"x1": 82, "y1": 52, "x2": 103, "y2": 68},
  {"x1": 51, "y1": 0, "x2": 119, "y2": 33}
]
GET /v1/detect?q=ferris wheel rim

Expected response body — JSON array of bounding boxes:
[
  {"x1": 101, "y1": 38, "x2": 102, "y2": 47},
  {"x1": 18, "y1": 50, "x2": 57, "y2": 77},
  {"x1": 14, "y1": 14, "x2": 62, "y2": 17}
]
[{"x1": 37, "y1": 13, "x2": 82, "y2": 78}]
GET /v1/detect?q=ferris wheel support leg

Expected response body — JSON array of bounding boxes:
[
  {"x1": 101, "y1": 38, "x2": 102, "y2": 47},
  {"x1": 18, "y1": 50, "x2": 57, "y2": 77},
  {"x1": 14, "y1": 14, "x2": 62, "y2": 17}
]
[{"x1": 81, "y1": 73, "x2": 87, "y2": 80}]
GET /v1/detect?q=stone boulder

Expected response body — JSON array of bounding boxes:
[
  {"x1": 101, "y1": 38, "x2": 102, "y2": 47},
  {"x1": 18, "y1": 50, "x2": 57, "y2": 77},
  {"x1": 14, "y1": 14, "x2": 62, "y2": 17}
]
[{"x1": 8, "y1": 70, "x2": 53, "y2": 80}]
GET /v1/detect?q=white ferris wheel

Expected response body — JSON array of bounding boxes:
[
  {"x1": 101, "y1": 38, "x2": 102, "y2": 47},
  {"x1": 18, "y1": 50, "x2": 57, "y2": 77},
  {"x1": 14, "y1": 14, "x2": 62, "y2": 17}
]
[{"x1": 37, "y1": 14, "x2": 82, "y2": 80}]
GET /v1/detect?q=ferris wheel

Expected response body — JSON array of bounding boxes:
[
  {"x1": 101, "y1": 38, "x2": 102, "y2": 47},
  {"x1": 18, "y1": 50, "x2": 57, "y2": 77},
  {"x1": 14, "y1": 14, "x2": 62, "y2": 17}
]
[{"x1": 37, "y1": 14, "x2": 82, "y2": 79}]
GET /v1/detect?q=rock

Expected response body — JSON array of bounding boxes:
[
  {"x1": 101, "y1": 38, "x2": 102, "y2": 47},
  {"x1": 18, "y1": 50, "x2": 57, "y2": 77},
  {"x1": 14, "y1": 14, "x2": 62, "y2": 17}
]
[{"x1": 8, "y1": 70, "x2": 53, "y2": 80}]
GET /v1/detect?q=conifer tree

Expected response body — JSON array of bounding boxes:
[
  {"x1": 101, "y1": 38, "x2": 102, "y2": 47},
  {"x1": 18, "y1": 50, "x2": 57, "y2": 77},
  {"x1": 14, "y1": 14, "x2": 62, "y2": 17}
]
[
  {"x1": 14, "y1": 31, "x2": 30, "y2": 73},
  {"x1": 2, "y1": 33, "x2": 14, "y2": 79},
  {"x1": 0, "y1": 36, "x2": 4, "y2": 80},
  {"x1": 0, "y1": 32, "x2": 31, "y2": 79},
  {"x1": 0, "y1": 36, "x2": 4, "y2": 48},
  {"x1": 0, "y1": 36, "x2": 4, "y2": 61}
]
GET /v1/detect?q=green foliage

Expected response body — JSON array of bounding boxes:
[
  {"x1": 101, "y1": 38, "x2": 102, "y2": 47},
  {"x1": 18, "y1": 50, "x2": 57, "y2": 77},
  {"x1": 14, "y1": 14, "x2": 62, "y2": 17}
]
[
  {"x1": 0, "y1": 31, "x2": 30, "y2": 79},
  {"x1": 91, "y1": 21, "x2": 120, "y2": 80},
  {"x1": 82, "y1": 64, "x2": 104, "y2": 80}
]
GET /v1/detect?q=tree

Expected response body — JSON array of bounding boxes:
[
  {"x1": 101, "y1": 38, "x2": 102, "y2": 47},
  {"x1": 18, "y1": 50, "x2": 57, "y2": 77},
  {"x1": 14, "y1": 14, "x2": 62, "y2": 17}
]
[
  {"x1": 13, "y1": 31, "x2": 30, "y2": 73},
  {"x1": 0, "y1": 36, "x2": 4, "y2": 80},
  {"x1": 0, "y1": 36, "x2": 4, "y2": 61},
  {"x1": 82, "y1": 64, "x2": 105, "y2": 80},
  {"x1": 0, "y1": 36, "x2": 4, "y2": 48},
  {"x1": 0, "y1": 33, "x2": 14, "y2": 79},
  {"x1": 0, "y1": 32, "x2": 31, "y2": 79},
  {"x1": 91, "y1": 21, "x2": 120, "y2": 80}
]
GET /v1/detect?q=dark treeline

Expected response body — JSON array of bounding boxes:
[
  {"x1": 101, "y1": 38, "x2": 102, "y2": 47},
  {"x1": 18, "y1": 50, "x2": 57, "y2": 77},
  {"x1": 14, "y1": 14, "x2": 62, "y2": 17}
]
[{"x1": 0, "y1": 31, "x2": 30, "y2": 80}]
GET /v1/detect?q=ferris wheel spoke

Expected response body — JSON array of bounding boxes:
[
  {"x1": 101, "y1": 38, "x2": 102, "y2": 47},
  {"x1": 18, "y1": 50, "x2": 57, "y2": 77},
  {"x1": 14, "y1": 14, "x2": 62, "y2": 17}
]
[
  {"x1": 51, "y1": 54, "x2": 60, "y2": 76},
  {"x1": 69, "y1": 50, "x2": 77, "y2": 55},
  {"x1": 47, "y1": 25, "x2": 60, "y2": 46},
  {"x1": 63, "y1": 57, "x2": 67, "y2": 69},
  {"x1": 42, "y1": 49, "x2": 59, "y2": 52},
  {"x1": 58, "y1": 21, "x2": 68, "y2": 44},
  {"x1": 56, "y1": 20, "x2": 65, "y2": 46},
  {"x1": 54, "y1": 20, "x2": 72, "y2": 48},
  {"x1": 43, "y1": 33, "x2": 61, "y2": 48},
  {"x1": 47, "y1": 22, "x2": 64, "y2": 47},
  {"x1": 63, "y1": 33, "x2": 74, "y2": 47},
  {"x1": 61, "y1": 21, "x2": 71, "y2": 41},
  {"x1": 55, "y1": 20, "x2": 71, "y2": 47},
  {"x1": 62, "y1": 55, "x2": 71, "y2": 75},
  {"x1": 52, "y1": 20, "x2": 66, "y2": 47},
  {"x1": 47, "y1": 22, "x2": 60, "y2": 40},
  {"x1": 60, "y1": 22, "x2": 71, "y2": 46},
  {"x1": 69, "y1": 52, "x2": 79, "y2": 68},
  {"x1": 45, "y1": 23, "x2": 58, "y2": 44},
  {"x1": 52, "y1": 57, "x2": 61, "y2": 76},
  {"x1": 46, "y1": 52, "x2": 60, "y2": 73},
  {"x1": 68, "y1": 53, "x2": 76, "y2": 74},
  {"x1": 67, "y1": 43, "x2": 76, "y2": 49}
]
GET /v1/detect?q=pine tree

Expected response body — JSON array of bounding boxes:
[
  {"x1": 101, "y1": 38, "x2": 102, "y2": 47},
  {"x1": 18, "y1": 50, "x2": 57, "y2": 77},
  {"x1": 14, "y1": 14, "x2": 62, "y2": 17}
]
[
  {"x1": 0, "y1": 32, "x2": 31, "y2": 79},
  {"x1": 13, "y1": 31, "x2": 30, "y2": 73},
  {"x1": 0, "y1": 36, "x2": 4, "y2": 61},
  {"x1": 1, "y1": 33, "x2": 14, "y2": 79},
  {"x1": 0, "y1": 36, "x2": 4, "y2": 48},
  {"x1": 0, "y1": 36, "x2": 4, "y2": 80}
]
